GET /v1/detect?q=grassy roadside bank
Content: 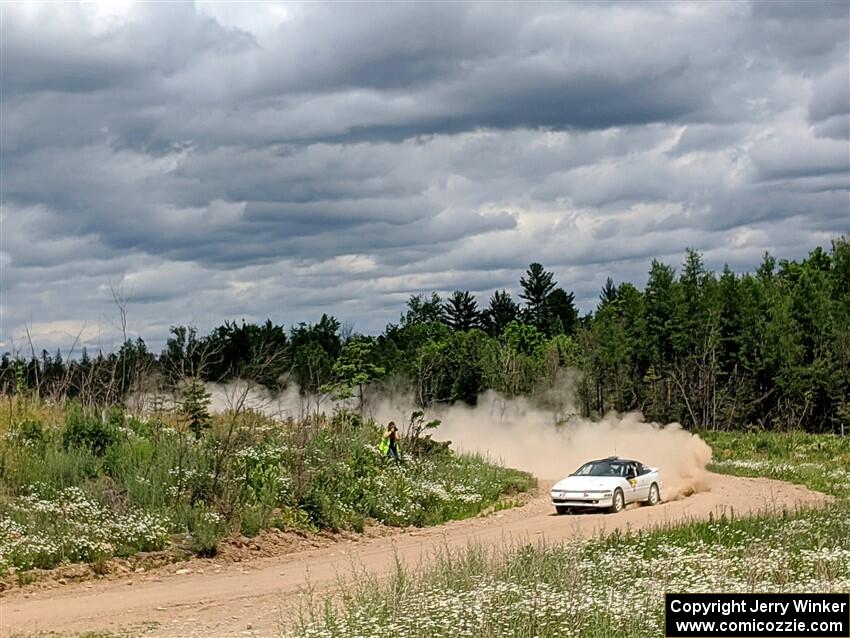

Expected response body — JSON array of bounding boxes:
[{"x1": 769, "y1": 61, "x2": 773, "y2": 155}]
[
  {"x1": 288, "y1": 430, "x2": 850, "y2": 638},
  {"x1": 703, "y1": 430, "x2": 850, "y2": 496},
  {"x1": 0, "y1": 402, "x2": 534, "y2": 577}
]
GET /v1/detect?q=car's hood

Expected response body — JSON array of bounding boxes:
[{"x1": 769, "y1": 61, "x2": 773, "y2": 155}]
[{"x1": 552, "y1": 476, "x2": 621, "y2": 491}]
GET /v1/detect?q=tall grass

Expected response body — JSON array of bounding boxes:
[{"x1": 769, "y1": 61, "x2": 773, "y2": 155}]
[
  {"x1": 291, "y1": 502, "x2": 850, "y2": 638},
  {"x1": 0, "y1": 401, "x2": 534, "y2": 572},
  {"x1": 703, "y1": 429, "x2": 850, "y2": 496}
]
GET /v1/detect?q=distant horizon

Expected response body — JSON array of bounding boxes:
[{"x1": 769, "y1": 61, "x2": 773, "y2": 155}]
[{"x1": 3, "y1": 238, "x2": 843, "y2": 357}]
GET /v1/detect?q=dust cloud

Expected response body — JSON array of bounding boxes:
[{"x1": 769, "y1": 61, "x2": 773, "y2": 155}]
[
  {"x1": 205, "y1": 381, "x2": 305, "y2": 417},
  {"x1": 373, "y1": 387, "x2": 712, "y2": 500},
  {"x1": 146, "y1": 375, "x2": 712, "y2": 499}
]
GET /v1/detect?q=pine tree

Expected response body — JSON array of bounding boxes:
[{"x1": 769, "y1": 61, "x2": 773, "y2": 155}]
[
  {"x1": 180, "y1": 377, "x2": 211, "y2": 439},
  {"x1": 443, "y1": 291, "x2": 480, "y2": 331},
  {"x1": 717, "y1": 265, "x2": 741, "y2": 369},
  {"x1": 599, "y1": 277, "x2": 618, "y2": 309},
  {"x1": 644, "y1": 259, "x2": 676, "y2": 367},
  {"x1": 544, "y1": 288, "x2": 578, "y2": 336},
  {"x1": 519, "y1": 263, "x2": 556, "y2": 329},
  {"x1": 482, "y1": 290, "x2": 519, "y2": 336}
]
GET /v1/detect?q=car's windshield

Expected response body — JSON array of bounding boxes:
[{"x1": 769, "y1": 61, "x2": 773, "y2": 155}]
[{"x1": 573, "y1": 460, "x2": 628, "y2": 477}]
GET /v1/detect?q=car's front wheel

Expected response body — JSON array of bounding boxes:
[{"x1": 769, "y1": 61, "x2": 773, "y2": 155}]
[
  {"x1": 646, "y1": 483, "x2": 660, "y2": 506},
  {"x1": 555, "y1": 505, "x2": 570, "y2": 515},
  {"x1": 609, "y1": 488, "x2": 625, "y2": 513}
]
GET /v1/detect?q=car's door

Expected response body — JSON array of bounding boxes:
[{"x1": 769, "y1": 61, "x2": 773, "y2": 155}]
[
  {"x1": 635, "y1": 463, "x2": 653, "y2": 500},
  {"x1": 625, "y1": 462, "x2": 640, "y2": 502}
]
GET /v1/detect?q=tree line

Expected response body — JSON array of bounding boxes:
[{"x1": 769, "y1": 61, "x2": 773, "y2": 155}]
[{"x1": 3, "y1": 239, "x2": 848, "y2": 433}]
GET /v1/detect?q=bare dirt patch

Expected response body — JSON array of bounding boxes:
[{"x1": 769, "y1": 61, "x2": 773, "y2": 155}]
[{"x1": 0, "y1": 523, "x2": 409, "y2": 595}]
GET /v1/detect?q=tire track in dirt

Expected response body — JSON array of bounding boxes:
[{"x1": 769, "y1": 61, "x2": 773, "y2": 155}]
[{"x1": 0, "y1": 473, "x2": 827, "y2": 638}]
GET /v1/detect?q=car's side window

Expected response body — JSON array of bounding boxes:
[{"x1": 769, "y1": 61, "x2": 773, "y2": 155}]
[{"x1": 639, "y1": 464, "x2": 650, "y2": 475}]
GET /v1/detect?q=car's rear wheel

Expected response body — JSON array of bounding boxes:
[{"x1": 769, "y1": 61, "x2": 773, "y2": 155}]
[
  {"x1": 609, "y1": 488, "x2": 624, "y2": 513},
  {"x1": 646, "y1": 483, "x2": 660, "y2": 506},
  {"x1": 555, "y1": 505, "x2": 570, "y2": 515}
]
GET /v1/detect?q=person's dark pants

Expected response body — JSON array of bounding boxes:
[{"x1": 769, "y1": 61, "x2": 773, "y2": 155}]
[{"x1": 387, "y1": 443, "x2": 401, "y2": 463}]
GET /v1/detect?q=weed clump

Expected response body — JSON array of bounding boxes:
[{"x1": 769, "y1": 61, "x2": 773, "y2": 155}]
[{"x1": 61, "y1": 404, "x2": 117, "y2": 456}]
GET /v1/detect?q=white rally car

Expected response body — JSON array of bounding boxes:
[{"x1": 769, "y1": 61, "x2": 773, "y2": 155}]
[{"x1": 550, "y1": 456, "x2": 662, "y2": 514}]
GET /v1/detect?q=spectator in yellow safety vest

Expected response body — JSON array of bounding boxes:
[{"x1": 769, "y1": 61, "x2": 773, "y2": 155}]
[{"x1": 380, "y1": 421, "x2": 401, "y2": 464}]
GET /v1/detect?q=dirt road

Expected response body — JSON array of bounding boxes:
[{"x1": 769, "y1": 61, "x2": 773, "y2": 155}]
[{"x1": 0, "y1": 473, "x2": 827, "y2": 638}]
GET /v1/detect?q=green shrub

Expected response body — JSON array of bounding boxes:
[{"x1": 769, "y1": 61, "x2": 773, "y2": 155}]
[
  {"x1": 239, "y1": 507, "x2": 267, "y2": 537},
  {"x1": 299, "y1": 489, "x2": 338, "y2": 529},
  {"x1": 270, "y1": 505, "x2": 314, "y2": 531},
  {"x1": 106, "y1": 405, "x2": 125, "y2": 430},
  {"x1": 8, "y1": 418, "x2": 46, "y2": 452},
  {"x1": 62, "y1": 405, "x2": 116, "y2": 456},
  {"x1": 188, "y1": 507, "x2": 226, "y2": 557}
]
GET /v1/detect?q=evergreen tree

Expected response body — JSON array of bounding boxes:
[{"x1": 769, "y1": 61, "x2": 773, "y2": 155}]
[
  {"x1": 291, "y1": 314, "x2": 341, "y2": 360},
  {"x1": 482, "y1": 290, "x2": 519, "y2": 336},
  {"x1": 644, "y1": 259, "x2": 676, "y2": 367},
  {"x1": 180, "y1": 377, "x2": 211, "y2": 439},
  {"x1": 757, "y1": 252, "x2": 776, "y2": 282},
  {"x1": 544, "y1": 288, "x2": 579, "y2": 336},
  {"x1": 519, "y1": 263, "x2": 556, "y2": 329},
  {"x1": 599, "y1": 277, "x2": 618, "y2": 309},
  {"x1": 717, "y1": 265, "x2": 742, "y2": 369},
  {"x1": 205, "y1": 319, "x2": 290, "y2": 387},
  {"x1": 443, "y1": 291, "x2": 480, "y2": 331},
  {"x1": 673, "y1": 248, "x2": 709, "y2": 356}
]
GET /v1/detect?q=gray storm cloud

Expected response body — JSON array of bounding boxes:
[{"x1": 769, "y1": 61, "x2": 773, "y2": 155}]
[{"x1": 1, "y1": 1, "x2": 848, "y2": 351}]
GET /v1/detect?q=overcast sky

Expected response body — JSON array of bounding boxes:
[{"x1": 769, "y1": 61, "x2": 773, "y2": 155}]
[{"x1": 1, "y1": 1, "x2": 848, "y2": 353}]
